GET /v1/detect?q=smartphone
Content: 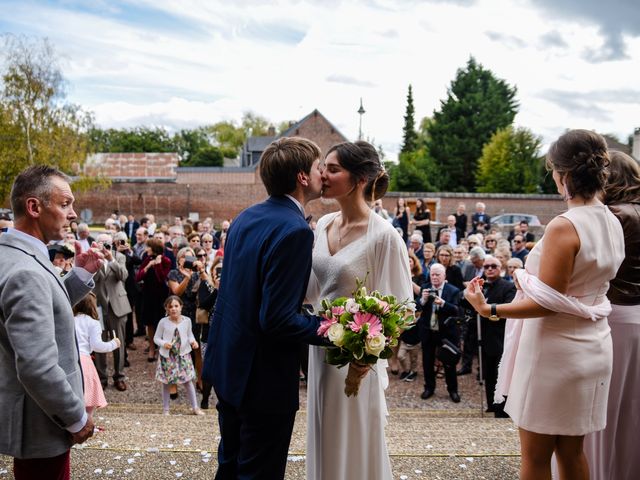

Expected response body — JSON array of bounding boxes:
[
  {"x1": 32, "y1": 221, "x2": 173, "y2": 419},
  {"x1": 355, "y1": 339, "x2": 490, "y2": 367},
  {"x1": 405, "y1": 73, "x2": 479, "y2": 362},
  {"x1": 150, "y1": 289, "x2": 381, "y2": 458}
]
[{"x1": 183, "y1": 255, "x2": 197, "y2": 271}]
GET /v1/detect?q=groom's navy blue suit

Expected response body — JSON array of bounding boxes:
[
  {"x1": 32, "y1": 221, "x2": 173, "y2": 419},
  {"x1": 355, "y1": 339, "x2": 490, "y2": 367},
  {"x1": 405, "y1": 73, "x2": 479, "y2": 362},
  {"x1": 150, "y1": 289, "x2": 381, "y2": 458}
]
[{"x1": 202, "y1": 195, "x2": 324, "y2": 480}]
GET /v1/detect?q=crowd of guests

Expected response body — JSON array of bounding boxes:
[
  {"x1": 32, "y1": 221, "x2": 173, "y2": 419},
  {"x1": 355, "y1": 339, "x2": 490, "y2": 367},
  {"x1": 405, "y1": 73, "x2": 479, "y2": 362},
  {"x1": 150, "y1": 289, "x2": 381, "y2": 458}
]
[
  {"x1": 27, "y1": 213, "x2": 230, "y2": 411},
  {"x1": 374, "y1": 200, "x2": 529, "y2": 411}
]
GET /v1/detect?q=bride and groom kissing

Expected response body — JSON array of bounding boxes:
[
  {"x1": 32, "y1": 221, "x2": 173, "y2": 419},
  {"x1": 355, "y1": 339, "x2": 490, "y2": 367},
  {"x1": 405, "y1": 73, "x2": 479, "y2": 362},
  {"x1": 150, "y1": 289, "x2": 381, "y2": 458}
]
[{"x1": 202, "y1": 137, "x2": 413, "y2": 480}]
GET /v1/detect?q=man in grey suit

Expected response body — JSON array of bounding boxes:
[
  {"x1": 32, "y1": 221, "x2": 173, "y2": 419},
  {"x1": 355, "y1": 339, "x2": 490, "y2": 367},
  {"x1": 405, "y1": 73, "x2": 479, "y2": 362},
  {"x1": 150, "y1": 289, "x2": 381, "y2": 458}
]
[
  {"x1": 93, "y1": 232, "x2": 132, "y2": 392},
  {"x1": 0, "y1": 166, "x2": 104, "y2": 479}
]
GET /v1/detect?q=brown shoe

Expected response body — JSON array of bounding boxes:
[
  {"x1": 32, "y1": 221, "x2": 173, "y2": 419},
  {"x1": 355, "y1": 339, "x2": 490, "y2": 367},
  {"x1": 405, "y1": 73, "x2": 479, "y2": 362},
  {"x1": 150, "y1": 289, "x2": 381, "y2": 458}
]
[{"x1": 114, "y1": 380, "x2": 127, "y2": 392}]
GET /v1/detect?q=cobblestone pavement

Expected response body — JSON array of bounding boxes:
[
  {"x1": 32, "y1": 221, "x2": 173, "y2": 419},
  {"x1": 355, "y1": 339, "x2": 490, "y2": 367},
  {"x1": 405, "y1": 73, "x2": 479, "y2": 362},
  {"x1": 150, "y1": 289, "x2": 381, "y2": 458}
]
[{"x1": 0, "y1": 336, "x2": 522, "y2": 479}]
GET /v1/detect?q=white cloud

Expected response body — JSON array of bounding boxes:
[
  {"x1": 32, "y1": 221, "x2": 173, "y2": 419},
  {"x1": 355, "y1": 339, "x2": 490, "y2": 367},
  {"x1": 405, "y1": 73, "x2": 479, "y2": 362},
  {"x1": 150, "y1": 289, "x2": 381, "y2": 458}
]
[{"x1": 2, "y1": 0, "x2": 638, "y2": 159}]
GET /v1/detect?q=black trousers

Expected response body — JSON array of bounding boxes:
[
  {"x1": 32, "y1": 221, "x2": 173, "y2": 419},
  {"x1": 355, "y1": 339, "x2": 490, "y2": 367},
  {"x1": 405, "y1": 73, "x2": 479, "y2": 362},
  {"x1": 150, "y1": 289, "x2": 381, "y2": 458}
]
[
  {"x1": 215, "y1": 396, "x2": 296, "y2": 480},
  {"x1": 421, "y1": 330, "x2": 458, "y2": 393},
  {"x1": 460, "y1": 317, "x2": 478, "y2": 370}
]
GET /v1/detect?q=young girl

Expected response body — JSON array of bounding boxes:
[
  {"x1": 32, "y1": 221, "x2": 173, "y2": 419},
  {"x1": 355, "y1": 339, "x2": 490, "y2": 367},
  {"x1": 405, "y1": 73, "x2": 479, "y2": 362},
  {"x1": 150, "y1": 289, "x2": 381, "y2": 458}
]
[
  {"x1": 73, "y1": 293, "x2": 120, "y2": 420},
  {"x1": 154, "y1": 295, "x2": 204, "y2": 415}
]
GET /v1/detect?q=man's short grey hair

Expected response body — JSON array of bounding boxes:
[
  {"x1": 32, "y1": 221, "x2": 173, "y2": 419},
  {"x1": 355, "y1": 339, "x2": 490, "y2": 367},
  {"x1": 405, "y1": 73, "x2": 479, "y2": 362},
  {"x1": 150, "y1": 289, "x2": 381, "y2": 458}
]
[
  {"x1": 469, "y1": 246, "x2": 486, "y2": 260},
  {"x1": 410, "y1": 233, "x2": 423, "y2": 243},
  {"x1": 430, "y1": 263, "x2": 446, "y2": 275},
  {"x1": 77, "y1": 223, "x2": 90, "y2": 233},
  {"x1": 96, "y1": 233, "x2": 112, "y2": 244},
  {"x1": 113, "y1": 231, "x2": 128, "y2": 243},
  {"x1": 172, "y1": 237, "x2": 188, "y2": 250},
  {"x1": 10, "y1": 165, "x2": 70, "y2": 219}
]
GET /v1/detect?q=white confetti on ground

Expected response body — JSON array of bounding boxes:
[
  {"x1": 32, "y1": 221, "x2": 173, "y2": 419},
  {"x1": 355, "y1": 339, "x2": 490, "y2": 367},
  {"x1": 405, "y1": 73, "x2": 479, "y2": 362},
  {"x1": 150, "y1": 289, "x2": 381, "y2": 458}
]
[
  {"x1": 127, "y1": 458, "x2": 135, "y2": 464},
  {"x1": 105, "y1": 469, "x2": 114, "y2": 475},
  {"x1": 414, "y1": 470, "x2": 423, "y2": 474},
  {"x1": 170, "y1": 461, "x2": 177, "y2": 465},
  {"x1": 287, "y1": 455, "x2": 305, "y2": 462},
  {"x1": 124, "y1": 468, "x2": 133, "y2": 474},
  {"x1": 176, "y1": 473, "x2": 183, "y2": 478},
  {"x1": 400, "y1": 475, "x2": 408, "y2": 480},
  {"x1": 147, "y1": 447, "x2": 159, "y2": 453},
  {"x1": 94, "y1": 468, "x2": 102, "y2": 474},
  {"x1": 459, "y1": 464, "x2": 468, "y2": 469},
  {"x1": 466, "y1": 457, "x2": 474, "y2": 462},
  {"x1": 167, "y1": 444, "x2": 174, "y2": 448},
  {"x1": 133, "y1": 453, "x2": 141, "y2": 457},
  {"x1": 113, "y1": 456, "x2": 122, "y2": 460},
  {"x1": 426, "y1": 445, "x2": 433, "y2": 449}
]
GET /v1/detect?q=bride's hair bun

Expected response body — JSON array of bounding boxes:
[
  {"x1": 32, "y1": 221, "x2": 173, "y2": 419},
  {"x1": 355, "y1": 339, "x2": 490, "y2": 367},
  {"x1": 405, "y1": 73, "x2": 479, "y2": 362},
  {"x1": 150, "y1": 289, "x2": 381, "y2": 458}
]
[
  {"x1": 326, "y1": 141, "x2": 388, "y2": 201},
  {"x1": 546, "y1": 129, "x2": 609, "y2": 200}
]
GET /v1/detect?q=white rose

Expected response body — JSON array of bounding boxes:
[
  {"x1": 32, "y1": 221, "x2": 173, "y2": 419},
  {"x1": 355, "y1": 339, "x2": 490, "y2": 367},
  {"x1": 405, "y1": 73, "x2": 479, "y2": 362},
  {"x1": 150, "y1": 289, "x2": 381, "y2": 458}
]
[
  {"x1": 365, "y1": 334, "x2": 386, "y2": 357},
  {"x1": 345, "y1": 298, "x2": 360, "y2": 314},
  {"x1": 327, "y1": 323, "x2": 346, "y2": 346}
]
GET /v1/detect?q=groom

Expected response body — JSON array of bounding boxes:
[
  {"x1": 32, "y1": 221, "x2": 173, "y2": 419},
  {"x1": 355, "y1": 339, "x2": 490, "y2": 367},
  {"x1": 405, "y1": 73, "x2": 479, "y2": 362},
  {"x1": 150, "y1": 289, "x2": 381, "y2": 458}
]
[{"x1": 202, "y1": 137, "x2": 327, "y2": 479}]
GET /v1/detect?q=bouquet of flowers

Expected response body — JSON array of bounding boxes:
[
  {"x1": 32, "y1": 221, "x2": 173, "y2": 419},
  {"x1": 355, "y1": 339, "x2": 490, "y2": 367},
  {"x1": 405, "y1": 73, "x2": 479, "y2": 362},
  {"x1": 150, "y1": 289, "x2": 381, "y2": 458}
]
[{"x1": 317, "y1": 279, "x2": 415, "y2": 397}]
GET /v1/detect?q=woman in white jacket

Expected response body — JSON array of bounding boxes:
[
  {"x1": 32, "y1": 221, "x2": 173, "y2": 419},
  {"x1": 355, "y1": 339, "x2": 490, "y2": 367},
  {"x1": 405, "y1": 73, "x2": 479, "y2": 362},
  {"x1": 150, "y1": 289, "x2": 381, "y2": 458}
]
[{"x1": 154, "y1": 295, "x2": 203, "y2": 415}]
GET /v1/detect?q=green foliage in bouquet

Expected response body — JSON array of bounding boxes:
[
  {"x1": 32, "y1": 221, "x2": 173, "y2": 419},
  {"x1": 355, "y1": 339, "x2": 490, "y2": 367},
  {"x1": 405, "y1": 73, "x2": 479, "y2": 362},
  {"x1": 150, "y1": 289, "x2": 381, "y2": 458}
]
[{"x1": 317, "y1": 278, "x2": 415, "y2": 368}]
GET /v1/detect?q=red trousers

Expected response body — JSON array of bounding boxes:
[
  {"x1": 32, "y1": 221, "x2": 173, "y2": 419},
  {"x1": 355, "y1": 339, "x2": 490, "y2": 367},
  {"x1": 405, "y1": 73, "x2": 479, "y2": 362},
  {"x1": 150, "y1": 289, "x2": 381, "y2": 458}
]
[{"x1": 13, "y1": 450, "x2": 70, "y2": 480}]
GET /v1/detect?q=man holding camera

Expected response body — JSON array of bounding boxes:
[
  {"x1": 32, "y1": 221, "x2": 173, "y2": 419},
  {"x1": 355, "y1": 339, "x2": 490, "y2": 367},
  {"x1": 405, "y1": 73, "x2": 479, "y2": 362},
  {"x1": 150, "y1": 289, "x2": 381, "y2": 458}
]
[
  {"x1": 419, "y1": 263, "x2": 462, "y2": 403},
  {"x1": 93, "y1": 233, "x2": 131, "y2": 391}
]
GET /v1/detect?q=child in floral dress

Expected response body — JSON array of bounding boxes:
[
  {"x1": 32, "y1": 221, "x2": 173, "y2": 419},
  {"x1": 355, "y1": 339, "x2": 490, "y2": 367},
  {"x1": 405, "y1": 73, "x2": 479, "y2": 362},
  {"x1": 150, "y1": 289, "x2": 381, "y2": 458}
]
[{"x1": 154, "y1": 295, "x2": 204, "y2": 415}]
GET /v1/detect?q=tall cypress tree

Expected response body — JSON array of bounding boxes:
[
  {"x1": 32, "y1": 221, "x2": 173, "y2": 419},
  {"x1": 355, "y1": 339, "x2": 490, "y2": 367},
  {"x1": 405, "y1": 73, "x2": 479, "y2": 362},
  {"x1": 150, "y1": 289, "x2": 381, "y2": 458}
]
[
  {"x1": 427, "y1": 57, "x2": 518, "y2": 192},
  {"x1": 401, "y1": 84, "x2": 417, "y2": 154}
]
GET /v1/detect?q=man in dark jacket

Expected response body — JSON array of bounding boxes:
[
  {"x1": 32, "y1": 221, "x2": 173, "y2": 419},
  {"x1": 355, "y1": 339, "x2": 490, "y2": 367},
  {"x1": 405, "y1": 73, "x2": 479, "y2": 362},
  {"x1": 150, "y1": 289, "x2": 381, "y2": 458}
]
[
  {"x1": 463, "y1": 255, "x2": 516, "y2": 417},
  {"x1": 419, "y1": 263, "x2": 462, "y2": 403}
]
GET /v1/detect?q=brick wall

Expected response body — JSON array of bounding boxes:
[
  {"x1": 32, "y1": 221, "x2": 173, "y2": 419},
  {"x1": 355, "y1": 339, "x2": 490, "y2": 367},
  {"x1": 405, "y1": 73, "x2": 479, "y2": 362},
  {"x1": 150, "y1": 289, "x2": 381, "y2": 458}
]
[
  {"x1": 85, "y1": 153, "x2": 179, "y2": 178},
  {"x1": 73, "y1": 178, "x2": 564, "y2": 235}
]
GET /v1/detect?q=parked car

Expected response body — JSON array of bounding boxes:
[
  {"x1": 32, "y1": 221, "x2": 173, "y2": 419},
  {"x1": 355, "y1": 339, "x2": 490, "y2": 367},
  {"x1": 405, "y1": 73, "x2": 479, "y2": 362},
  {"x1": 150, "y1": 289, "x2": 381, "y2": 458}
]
[{"x1": 491, "y1": 213, "x2": 541, "y2": 227}]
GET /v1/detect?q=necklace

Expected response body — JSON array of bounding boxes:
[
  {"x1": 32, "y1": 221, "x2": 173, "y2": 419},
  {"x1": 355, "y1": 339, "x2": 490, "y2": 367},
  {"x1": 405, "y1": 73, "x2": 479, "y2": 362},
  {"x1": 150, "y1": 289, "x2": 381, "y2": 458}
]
[{"x1": 338, "y1": 220, "x2": 355, "y2": 244}]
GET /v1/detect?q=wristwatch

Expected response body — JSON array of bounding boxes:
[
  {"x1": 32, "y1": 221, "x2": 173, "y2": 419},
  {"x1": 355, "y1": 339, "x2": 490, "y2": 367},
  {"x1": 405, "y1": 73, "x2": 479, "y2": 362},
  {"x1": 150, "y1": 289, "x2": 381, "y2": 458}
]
[{"x1": 488, "y1": 303, "x2": 500, "y2": 321}]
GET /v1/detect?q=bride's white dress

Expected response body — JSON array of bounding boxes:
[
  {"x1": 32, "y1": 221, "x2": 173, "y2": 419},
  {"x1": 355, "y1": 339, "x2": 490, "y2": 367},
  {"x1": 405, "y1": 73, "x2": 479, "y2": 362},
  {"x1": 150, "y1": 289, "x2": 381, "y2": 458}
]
[{"x1": 306, "y1": 211, "x2": 413, "y2": 480}]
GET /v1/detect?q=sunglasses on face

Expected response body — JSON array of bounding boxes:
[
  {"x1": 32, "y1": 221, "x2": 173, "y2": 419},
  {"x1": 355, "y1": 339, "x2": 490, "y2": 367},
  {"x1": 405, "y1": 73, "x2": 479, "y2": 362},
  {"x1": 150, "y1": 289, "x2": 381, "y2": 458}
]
[
  {"x1": 196, "y1": 254, "x2": 207, "y2": 258},
  {"x1": 202, "y1": 240, "x2": 213, "y2": 243},
  {"x1": 483, "y1": 264, "x2": 500, "y2": 270},
  {"x1": 514, "y1": 240, "x2": 523, "y2": 243}
]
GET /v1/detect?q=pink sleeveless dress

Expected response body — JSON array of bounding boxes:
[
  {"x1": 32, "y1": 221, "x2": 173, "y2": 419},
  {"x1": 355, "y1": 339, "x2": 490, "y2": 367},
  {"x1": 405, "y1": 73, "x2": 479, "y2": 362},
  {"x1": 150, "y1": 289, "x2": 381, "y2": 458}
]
[{"x1": 504, "y1": 205, "x2": 624, "y2": 435}]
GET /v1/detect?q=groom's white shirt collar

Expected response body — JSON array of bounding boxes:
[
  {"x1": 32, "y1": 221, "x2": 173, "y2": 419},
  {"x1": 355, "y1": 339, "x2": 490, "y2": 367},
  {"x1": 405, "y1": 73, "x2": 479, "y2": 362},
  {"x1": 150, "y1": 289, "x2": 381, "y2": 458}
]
[{"x1": 285, "y1": 194, "x2": 304, "y2": 216}]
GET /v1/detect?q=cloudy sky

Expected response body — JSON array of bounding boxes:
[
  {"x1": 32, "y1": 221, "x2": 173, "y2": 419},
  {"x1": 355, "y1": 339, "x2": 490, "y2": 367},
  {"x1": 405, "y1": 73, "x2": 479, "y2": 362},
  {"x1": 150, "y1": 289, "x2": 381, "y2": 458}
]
[{"x1": 1, "y1": 0, "x2": 638, "y2": 159}]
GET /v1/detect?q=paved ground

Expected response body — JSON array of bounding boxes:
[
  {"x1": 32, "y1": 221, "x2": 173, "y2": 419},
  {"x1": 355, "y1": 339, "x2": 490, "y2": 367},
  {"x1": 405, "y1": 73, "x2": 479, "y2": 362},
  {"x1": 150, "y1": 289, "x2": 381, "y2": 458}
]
[{"x1": 0, "y1": 336, "x2": 522, "y2": 479}]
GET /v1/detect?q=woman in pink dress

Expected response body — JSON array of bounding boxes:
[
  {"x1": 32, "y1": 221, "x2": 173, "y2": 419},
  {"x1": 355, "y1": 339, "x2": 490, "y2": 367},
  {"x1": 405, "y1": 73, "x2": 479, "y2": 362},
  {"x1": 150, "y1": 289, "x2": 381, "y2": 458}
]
[
  {"x1": 584, "y1": 150, "x2": 640, "y2": 480},
  {"x1": 464, "y1": 130, "x2": 625, "y2": 480}
]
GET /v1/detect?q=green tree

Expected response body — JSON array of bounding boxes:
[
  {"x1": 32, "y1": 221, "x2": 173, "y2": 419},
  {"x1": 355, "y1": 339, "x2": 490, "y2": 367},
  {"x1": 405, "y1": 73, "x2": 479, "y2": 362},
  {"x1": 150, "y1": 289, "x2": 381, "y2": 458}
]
[
  {"x1": 187, "y1": 146, "x2": 224, "y2": 167},
  {"x1": 0, "y1": 35, "x2": 104, "y2": 204},
  {"x1": 389, "y1": 148, "x2": 439, "y2": 192},
  {"x1": 89, "y1": 126, "x2": 175, "y2": 153},
  {"x1": 476, "y1": 126, "x2": 542, "y2": 193},
  {"x1": 401, "y1": 84, "x2": 417, "y2": 154},
  {"x1": 427, "y1": 56, "x2": 518, "y2": 192}
]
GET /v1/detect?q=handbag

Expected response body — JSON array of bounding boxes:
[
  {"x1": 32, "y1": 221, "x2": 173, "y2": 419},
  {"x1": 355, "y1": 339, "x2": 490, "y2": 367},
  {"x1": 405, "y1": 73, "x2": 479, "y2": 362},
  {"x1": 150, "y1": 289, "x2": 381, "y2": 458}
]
[
  {"x1": 436, "y1": 338, "x2": 462, "y2": 367},
  {"x1": 196, "y1": 307, "x2": 210, "y2": 325}
]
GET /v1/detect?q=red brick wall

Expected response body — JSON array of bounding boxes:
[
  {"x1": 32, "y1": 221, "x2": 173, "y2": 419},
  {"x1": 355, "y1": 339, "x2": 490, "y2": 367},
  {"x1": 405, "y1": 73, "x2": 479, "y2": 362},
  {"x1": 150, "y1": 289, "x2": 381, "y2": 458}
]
[
  {"x1": 73, "y1": 179, "x2": 564, "y2": 235},
  {"x1": 84, "y1": 153, "x2": 179, "y2": 178}
]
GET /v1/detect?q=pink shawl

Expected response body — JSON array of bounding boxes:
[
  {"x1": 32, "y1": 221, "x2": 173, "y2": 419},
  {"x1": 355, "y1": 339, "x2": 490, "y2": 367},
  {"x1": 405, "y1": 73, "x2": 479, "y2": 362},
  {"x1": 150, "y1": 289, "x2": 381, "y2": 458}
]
[{"x1": 494, "y1": 268, "x2": 612, "y2": 404}]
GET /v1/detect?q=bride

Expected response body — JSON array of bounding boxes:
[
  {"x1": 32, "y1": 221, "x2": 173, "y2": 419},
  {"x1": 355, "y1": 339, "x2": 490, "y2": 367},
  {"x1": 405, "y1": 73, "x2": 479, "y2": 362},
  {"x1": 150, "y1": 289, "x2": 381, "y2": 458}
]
[{"x1": 306, "y1": 141, "x2": 413, "y2": 480}]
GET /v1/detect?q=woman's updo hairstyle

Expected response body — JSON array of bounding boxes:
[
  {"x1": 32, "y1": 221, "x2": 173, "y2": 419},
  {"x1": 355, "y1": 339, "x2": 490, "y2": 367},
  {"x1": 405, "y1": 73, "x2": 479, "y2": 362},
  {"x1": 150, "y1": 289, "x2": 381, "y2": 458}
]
[
  {"x1": 546, "y1": 129, "x2": 610, "y2": 200},
  {"x1": 326, "y1": 140, "x2": 389, "y2": 201}
]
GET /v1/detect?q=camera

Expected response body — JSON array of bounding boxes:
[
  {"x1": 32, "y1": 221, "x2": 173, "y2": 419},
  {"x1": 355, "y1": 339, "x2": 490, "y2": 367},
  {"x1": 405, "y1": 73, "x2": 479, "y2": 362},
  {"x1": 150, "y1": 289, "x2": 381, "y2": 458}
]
[
  {"x1": 183, "y1": 255, "x2": 197, "y2": 271},
  {"x1": 426, "y1": 287, "x2": 438, "y2": 299},
  {"x1": 118, "y1": 239, "x2": 127, "y2": 246},
  {"x1": 103, "y1": 243, "x2": 112, "y2": 250}
]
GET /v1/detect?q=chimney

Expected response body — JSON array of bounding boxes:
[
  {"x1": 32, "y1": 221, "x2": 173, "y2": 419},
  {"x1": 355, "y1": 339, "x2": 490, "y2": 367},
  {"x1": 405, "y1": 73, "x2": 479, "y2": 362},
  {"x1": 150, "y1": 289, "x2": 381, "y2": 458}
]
[
  {"x1": 633, "y1": 127, "x2": 640, "y2": 161},
  {"x1": 267, "y1": 125, "x2": 276, "y2": 136}
]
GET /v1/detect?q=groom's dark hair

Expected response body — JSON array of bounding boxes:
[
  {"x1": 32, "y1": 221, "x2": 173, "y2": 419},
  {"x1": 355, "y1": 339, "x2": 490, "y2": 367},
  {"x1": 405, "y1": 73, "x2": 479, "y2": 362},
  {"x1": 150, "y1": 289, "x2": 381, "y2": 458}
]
[{"x1": 260, "y1": 137, "x2": 320, "y2": 196}]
